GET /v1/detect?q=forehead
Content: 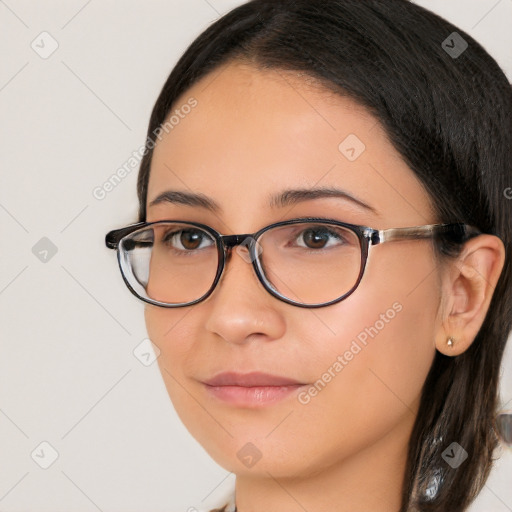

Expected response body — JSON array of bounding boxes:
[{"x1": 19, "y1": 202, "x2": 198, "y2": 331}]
[{"x1": 146, "y1": 61, "x2": 435, "y2": 229}]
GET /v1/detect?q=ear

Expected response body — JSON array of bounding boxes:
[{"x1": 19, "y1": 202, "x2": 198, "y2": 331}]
[{"x1": 435, "y1": 234, "x2": 506, "y2": 356}]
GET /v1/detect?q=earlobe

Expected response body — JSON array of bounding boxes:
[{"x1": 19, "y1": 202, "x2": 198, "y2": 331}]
[{"x1": 435, "y1": 234, "x2": 506, "y2": 356}]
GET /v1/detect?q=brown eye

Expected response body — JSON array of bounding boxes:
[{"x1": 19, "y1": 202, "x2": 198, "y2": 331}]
[
  {"x1": 295, "y1": 226, "x2": 349, "y2": 250},
  {"x1": 161, "y1": 228, "x2": 215, "y2": 252}
]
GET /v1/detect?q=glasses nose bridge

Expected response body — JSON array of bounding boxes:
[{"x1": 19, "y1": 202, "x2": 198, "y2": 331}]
[{"x1": 219, "y1": 233, "x2": 256, "y2": 253}]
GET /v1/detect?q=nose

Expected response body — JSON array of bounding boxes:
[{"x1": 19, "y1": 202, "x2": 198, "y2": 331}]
[{"x1": 202, "y1": 242, "x2": 286, "y2": 345}]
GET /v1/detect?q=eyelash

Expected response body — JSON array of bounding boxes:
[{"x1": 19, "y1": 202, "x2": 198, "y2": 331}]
[{"x1": 158, "y1": 218, "x2": 354, "y2": 255}]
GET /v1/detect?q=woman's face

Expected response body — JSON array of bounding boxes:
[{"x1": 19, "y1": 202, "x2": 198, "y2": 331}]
[{"x1": 145, "y1": 60, "x2": 442, "y2": 479}]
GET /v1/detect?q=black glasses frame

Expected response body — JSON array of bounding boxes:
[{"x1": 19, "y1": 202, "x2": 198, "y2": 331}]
[{"x1": 105, "y1": 217, "x2": 482, "y2": 309}]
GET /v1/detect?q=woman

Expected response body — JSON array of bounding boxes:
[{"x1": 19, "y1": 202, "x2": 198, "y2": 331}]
[{"x1": 105, "y1": 1, "x2": 512, "y2": 510}]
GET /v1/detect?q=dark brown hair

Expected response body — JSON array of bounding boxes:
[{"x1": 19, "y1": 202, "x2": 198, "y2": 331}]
[{"x1": 135, "y1": 1, "x2": 512, "y2": 510}]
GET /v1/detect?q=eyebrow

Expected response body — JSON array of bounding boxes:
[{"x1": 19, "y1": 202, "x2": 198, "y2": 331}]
[{"x1": 148, "y1": 187, "x2": 378, "y2": 215}]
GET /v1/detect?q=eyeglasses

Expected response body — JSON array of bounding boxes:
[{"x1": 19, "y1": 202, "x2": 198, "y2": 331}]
[{"x1": 105, "y1": 217, "x2": 481, "y2": 309}]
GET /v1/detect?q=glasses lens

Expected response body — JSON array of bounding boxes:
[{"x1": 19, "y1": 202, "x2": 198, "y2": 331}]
[
  {"x1": 118, "y1": 221, "x2": 362, "y2": 307},
  {"x1": 119, "y1": 223, "x2": 219, "y2": 305},
  {"x1": 257, "y1": 222, "x2": 362, "y2": 305}
]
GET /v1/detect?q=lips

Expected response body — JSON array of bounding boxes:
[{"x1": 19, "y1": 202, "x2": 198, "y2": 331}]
[
  {"x1": 201, "y1": 371, "x2": 306, "y2": 407},
  {"x1": 203, "y1": 371, "x2": 305, "y2": 387}
]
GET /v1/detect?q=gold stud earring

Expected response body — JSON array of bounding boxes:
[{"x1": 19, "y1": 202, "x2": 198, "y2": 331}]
[{"x1": 447, "y1": 337, "x2": 455, "y2": 347}]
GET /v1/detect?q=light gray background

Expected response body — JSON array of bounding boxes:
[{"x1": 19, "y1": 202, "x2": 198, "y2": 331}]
[{"x1": 1, "y1": 1, "x2": 511, "y2": 511}]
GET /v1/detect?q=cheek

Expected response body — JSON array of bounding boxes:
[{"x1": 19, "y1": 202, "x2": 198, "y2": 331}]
[
  {"x1": 145, "y1": 302, "x2": 203, "y2": 351},
  {"x1": 304, "y1": 241, "x2": 440, "y2": 372},
  {"x1": 345, "y1": 244, "x2": 439, "y2": 394},
  {"x1": 144, "y1": 305, "x2": 194, "y2": 384},
  {"x1": 145, "y1": 305, "x2": 208, "y2": 431},
  {"x1": 303, "y1": 297, "x2": 437, "y2": 469},
  {"x1": 283, "y1": 246, "x2": 440, "y2": 461}
]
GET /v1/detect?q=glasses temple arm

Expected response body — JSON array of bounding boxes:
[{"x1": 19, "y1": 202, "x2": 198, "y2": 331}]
[
  {"x1": 105, "y1": 222, "x2": 147, "y2": 249},
  {"x1": 374, "y1": 223, "x2": 482, "y2": 244}
]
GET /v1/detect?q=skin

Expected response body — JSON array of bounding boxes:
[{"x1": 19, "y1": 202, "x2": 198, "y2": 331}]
[{"x1": 144, "y1": 60, "x2": 505, "y2": 512}]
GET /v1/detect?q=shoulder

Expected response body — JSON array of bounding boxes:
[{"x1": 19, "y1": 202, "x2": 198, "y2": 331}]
[
  {"x1": 187, "y1": 487, "x2": 236, "y2": 512},
  {"x1": 206, "y1": 491, "x2": 236, "y2": 512}
]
